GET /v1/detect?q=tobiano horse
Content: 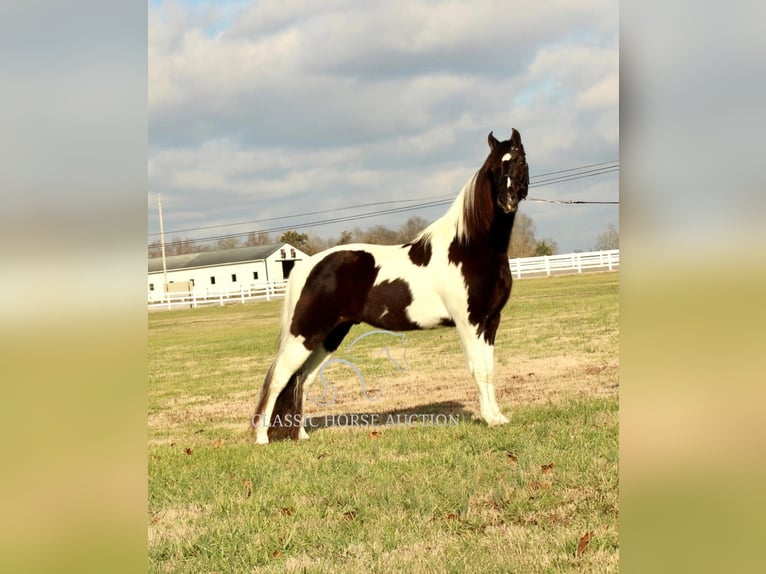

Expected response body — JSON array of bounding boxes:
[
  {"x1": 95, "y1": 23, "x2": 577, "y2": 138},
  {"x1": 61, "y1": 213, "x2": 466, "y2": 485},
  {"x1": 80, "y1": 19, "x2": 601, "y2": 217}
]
[{"x1": 252, "y1": 129, "x2": 529, "y2": 443}]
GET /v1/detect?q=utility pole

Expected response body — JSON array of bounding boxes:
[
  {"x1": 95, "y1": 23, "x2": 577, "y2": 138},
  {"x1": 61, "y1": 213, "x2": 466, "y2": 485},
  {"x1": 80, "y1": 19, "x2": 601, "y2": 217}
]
[{"x1": 158, "y1": 193, "x2": 169, "y2": 293}]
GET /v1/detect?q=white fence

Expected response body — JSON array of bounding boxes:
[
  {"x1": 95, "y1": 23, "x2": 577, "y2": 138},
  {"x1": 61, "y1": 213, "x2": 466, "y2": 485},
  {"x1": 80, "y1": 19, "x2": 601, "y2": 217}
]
[
  {"x1": 148, "y1": 250, "x2": 618, "y2": 311},
  {"x1": 148, "y1": 280, "x2": 288, "y2": 311},
  {"x1": 508, "y1": 249, "x2": 619, "y2": 279}
]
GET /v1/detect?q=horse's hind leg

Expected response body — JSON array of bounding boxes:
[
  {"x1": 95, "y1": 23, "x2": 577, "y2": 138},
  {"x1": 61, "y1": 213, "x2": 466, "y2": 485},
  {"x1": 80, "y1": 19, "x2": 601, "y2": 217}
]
[
  {"x1": 253, "y1": 336, "x2": 313, "y2": 444},
  {"x1": 294, "y1": 348, "x2": 333, "y2": 440},
  {"x1": 294, "y1": 322, "x2": 354, "y2": 439}
]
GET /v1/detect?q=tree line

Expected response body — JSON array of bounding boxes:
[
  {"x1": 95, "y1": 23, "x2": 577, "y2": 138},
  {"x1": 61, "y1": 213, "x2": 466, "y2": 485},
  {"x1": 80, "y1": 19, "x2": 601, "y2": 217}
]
[{"x1": 149, "y1": 214, "x2": 617, "y2": 259}]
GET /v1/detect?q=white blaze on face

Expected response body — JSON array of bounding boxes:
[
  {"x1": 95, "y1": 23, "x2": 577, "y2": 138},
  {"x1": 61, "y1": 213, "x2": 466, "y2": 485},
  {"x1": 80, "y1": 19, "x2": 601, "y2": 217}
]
[{"x1": 502, "y1": 153, "x2": 513, "y2": 188}]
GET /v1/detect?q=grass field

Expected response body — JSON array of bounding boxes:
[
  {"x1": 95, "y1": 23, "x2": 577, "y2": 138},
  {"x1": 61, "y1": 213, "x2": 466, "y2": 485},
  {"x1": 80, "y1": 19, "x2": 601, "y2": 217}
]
[{"x1": 148, "y1": 271, "x2": 619, "y2": 573}]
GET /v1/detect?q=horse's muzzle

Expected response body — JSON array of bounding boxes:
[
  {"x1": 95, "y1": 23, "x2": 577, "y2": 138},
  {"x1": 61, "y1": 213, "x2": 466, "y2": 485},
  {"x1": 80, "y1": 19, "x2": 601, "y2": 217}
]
[
  {"x1": 499, "y1": 186, "x2": 527, "y2": 213},
  {"x1": 497, "y1": 193, "x2": 519, "y2": 214}
]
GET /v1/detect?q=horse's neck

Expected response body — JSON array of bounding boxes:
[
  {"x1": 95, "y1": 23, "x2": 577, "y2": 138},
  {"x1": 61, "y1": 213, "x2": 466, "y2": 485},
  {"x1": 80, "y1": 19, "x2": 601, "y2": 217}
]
[
  {"x1": 486, "y1": 211, "x2": 515, "y2": 254},
  {"x1": 445, "y1": 171, "x2": 515, "y2": 254}
]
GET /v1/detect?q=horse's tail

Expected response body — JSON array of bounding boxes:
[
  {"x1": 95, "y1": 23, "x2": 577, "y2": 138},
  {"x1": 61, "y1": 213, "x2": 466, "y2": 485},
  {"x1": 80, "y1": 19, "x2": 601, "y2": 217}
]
[
  {"x1": 252, "y1": 361, "x2": 306, "y2": 441},
  {"x1": 251, "y1": 257, "x2": 312, "y2": 440}
]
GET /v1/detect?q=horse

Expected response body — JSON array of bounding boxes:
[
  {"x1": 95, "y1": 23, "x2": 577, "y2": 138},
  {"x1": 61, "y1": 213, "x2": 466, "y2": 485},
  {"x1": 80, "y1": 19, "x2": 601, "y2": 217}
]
[{"x1": 251, "y1": 129, "x2": 529, "y2": 444}]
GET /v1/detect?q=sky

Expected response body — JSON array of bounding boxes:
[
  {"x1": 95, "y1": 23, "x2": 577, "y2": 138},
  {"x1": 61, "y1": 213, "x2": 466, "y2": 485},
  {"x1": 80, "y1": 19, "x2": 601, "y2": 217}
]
[{"x1": 148, "y1": 0, "x2": 618, "y2": 253}]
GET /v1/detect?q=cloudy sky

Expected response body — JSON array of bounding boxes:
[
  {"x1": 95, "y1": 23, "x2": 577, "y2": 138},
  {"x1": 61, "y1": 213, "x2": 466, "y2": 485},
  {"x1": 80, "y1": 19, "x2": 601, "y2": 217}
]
[{"x1": 148, "y1": 0, "x2": 618, "y2": 253}]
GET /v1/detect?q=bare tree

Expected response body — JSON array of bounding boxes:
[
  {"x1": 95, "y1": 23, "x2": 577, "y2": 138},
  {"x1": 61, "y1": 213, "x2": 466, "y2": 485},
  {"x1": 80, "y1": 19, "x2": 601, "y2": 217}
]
[
  {"x1": 398, "y1": 216, "x2": 430, "y2": 242},
  {"x1": 508, "y1": 213, "x2": 538, "y2": 258},
  {"x1": 215, "y1": 236, "x2": 241, "y2": 250},
  {"x1": 336, "y1": 230, "x2": 353, "y2": 245},
  {"x1": 594, "y1": 224, "x2": 619, "y2": 250},
  {"x1": 167, "y1": 236, "x2": 200, "y2": 255},
  {"x1": 508, "y1": 213, "x2": 560, "y2": 258},
  {"x1": 148, "y1": 240, "x2": 162, "y2": 259},
  {"x1": 303, "y1": 234, "x2": 331, "y2": 255},
  {"x1": 244, "y1": 231, "x2": 273, "y2": 246},
  {"x1": 149, "y1": 213, "x2": 559, "y2": 260},
  {"x1": 359, "y1": 224, "x2": 400, "y2": 245}
]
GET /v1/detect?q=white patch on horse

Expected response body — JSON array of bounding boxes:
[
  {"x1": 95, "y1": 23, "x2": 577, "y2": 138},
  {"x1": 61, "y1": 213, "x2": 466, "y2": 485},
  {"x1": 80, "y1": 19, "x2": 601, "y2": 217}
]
[
  {"x1": 362, "y1": 243, "x2": 452, "y2": 329},
  {"x1": 502, "y1": 152, "x2": 512, "y2": 162}
]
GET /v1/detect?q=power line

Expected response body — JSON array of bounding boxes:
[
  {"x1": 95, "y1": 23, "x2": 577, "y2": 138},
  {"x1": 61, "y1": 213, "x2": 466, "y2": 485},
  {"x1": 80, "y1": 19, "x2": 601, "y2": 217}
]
[
  {"x1": 150, "y1": 160, "x2": 619, "y2": 238},
  {"x1": 147, "y1": 197, "x2": 443, "y2": 237},
  {"x1": 529, "y1": 198, "x2": 619, "y2": 205},
  {"x1": 531, "y1": 160, "x2": 618, "y2": 179},
  {"x1": 530, "y1": 165, "x2": 619, "y2": 188},
  {"x1": 150, "y1": 161, "x2": 619, "y2": 247}
]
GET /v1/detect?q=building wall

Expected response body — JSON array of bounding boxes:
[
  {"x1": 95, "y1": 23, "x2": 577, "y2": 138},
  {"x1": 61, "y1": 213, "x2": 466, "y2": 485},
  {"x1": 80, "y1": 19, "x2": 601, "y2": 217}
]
[
  {"x1": 265, "y1": 245, "x2": 304, "y2": 282},
  {"x1": 147, "y1": 244, "x2": 306, "y2": 300}
]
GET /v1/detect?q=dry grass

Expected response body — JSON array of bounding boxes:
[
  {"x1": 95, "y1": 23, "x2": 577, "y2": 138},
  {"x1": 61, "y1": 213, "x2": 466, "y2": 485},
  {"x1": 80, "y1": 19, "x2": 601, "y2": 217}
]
[{"x1": 148, "y1": 271, "x2": 619, "y2": 573}]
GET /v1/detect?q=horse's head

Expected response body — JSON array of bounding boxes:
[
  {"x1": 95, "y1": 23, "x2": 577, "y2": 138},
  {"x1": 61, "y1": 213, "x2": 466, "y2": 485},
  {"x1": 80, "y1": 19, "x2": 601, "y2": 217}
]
[{"x1": 486, "y1": 129, "x2": 529, "y2": 214}]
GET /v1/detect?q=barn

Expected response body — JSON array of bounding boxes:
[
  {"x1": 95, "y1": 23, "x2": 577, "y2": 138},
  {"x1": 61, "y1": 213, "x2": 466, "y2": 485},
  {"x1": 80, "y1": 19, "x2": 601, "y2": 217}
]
[{"x1": 148, "y1": 243, "x2": 307, "y2": 300}]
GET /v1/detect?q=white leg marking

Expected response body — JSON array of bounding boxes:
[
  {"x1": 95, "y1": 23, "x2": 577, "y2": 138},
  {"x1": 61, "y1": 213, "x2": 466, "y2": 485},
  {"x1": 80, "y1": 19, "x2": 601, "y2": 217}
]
[{"x1": 456, "y1": 324, "x2": 508, "y2": 426}]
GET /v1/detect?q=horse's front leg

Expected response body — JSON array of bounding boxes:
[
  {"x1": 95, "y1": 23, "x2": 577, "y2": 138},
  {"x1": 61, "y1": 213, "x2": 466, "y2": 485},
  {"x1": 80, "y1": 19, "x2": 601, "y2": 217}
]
[{"x1": 457, "y1": 322, "x2": 509, "y2": 426}]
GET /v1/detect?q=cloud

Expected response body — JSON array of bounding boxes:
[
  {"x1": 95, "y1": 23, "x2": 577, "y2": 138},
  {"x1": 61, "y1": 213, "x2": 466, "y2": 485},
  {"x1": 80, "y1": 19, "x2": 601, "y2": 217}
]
[{"x1": 149, "y1": 0, "x2": 618, "y2": 252}]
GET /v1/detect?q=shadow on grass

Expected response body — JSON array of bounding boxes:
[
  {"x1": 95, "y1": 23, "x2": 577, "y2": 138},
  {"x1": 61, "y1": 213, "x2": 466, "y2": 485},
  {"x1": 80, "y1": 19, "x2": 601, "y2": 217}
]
[{"x1": 306, "y1": 400, "x2": 479, "y2": 430}]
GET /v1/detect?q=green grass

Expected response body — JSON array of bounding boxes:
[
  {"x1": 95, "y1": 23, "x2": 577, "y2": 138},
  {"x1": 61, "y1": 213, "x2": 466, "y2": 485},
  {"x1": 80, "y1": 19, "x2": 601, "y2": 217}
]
[{"x1": 149, "y1": 272, "x2": 619, "y2": 572}]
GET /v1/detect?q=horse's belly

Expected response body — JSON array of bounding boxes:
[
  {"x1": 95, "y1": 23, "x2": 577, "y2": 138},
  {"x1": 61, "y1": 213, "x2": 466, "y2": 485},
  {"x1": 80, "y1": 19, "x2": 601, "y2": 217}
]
[{"x1": 361, "y1": 278, "x2": 449, "y2": 331}]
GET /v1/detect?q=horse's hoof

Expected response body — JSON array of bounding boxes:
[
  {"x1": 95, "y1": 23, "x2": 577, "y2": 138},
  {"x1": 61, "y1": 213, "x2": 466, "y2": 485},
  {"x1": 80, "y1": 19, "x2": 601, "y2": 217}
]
[{"x1": 485, "y1": 413, "x2": 509, "y2": 426}]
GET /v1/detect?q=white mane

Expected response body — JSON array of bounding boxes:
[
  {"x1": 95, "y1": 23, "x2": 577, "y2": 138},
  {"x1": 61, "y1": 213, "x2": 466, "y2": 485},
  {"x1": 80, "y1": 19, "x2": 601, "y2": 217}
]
[{"x1": 415, "y1": 171, "x2": 480, "y2": 245}]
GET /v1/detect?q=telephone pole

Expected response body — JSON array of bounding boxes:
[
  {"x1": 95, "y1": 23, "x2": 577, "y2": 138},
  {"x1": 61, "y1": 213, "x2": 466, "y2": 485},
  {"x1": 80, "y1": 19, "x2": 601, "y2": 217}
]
[{"x1": 158, "y1": 193, "x2": 169, "y2": 292}]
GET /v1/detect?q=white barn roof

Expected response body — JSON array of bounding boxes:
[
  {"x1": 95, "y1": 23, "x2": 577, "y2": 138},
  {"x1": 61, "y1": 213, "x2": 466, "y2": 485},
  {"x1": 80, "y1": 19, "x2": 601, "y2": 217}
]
[{"x1": 148, "y1": 244, "x2": 289, "y2": 273}]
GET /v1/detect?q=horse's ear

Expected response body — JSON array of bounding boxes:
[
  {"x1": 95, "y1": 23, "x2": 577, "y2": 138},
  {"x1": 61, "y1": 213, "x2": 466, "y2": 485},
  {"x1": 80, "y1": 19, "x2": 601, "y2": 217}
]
[
  {"x1": 510, "y1": 128, "x2": 521, "y2": 146},
  {"x1": 488, "y1": 131, "x2": 500, "y2": 150}
]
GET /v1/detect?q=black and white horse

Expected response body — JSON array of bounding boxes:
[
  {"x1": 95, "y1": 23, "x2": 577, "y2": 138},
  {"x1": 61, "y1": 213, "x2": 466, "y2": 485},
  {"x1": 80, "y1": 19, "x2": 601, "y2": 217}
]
[{"x1": 252, "y1": 129, "x2": 529, "y2": 443}]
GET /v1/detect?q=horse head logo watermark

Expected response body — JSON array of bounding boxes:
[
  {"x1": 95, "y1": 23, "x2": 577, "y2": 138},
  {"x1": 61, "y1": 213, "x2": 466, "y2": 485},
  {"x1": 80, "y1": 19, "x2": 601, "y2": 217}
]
[{"x1": 306, "y1": 330, "x2": 408, "y2": 406}]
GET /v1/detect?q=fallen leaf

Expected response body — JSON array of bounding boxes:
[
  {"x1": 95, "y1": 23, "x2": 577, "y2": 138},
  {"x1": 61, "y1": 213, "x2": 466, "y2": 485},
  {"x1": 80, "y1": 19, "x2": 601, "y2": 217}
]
[
  {"x1": 243, "y1": 479, "x2": 252, "y2": 498},
  {"x1": 526, "y1": 481, "x2": 549, "y2": 493},
  {"x1": 343, "y1": 510, "x2": 357, "y2": 522},
  {"x1": 212, "y1": 439, "x2": 223, "y2": 448},
  {"x1": 506, "y1": 451, "x2": 518, "y2": 465},
  {"x1": 369, "y1": 431, "x2": 382, "y2": 439},
  {"x1": 184, "y1": 447, "x2": 193, "y2": 455},
  {"x1": 272, "y1": 550, "x2": 282, "y2": 558},
  {"x1": 541, "y1": 463, "x2": 554, "y2": 474},
  {"x1": 576, "y1": 531, "x2": 594, "y2": 558},
  {"x1": 446, "y1": 513, "x2": 459, "y2": 521},
  {"x1": 150, "y1": 511, "x2": 164, "y2": 524},
  {"x1": 279, "y1": 507, "x2": 293, "y2": 516}
]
